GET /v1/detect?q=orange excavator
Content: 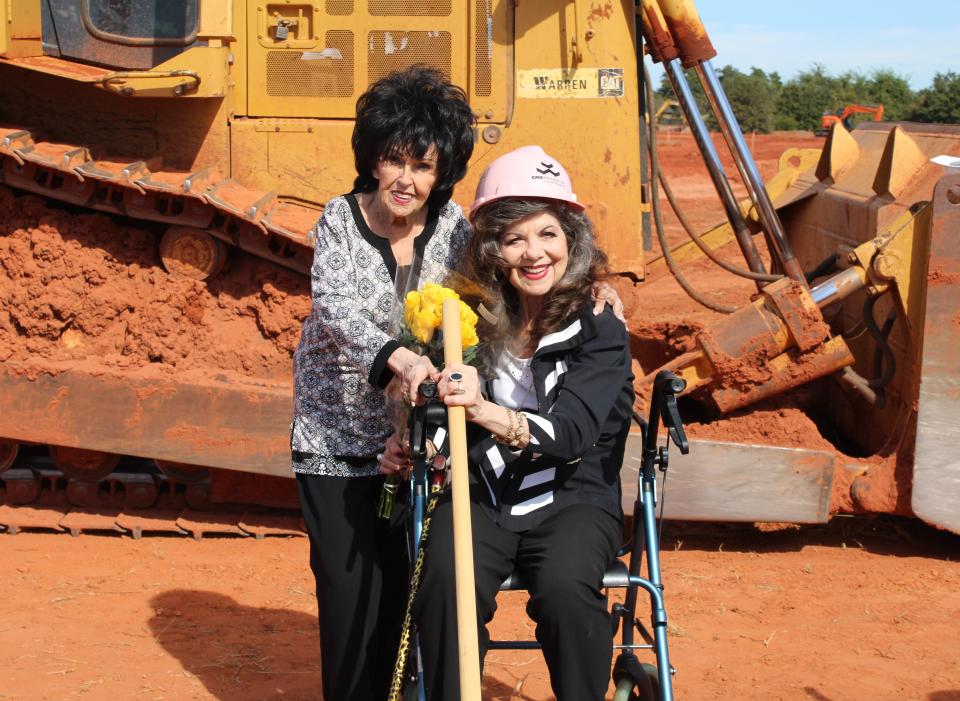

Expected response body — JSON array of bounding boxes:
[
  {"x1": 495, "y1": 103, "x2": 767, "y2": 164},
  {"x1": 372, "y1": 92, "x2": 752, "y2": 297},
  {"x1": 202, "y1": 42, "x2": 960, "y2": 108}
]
[{"x1": 815, "y1": 104, "x2": 884, "y2": 136}]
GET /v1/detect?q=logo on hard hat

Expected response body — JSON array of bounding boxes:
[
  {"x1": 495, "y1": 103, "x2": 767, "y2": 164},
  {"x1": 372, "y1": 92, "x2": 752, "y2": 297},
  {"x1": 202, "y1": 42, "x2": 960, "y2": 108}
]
[{"x1": 536, "y1": 162, "x2": 561, "y2": 177}]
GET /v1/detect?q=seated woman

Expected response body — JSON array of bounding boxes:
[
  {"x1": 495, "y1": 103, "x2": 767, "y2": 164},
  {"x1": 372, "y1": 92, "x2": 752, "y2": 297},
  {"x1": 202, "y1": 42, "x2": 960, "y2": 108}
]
[{"x1": 412, "y1": 145, "x2": 635, "y2": 700}]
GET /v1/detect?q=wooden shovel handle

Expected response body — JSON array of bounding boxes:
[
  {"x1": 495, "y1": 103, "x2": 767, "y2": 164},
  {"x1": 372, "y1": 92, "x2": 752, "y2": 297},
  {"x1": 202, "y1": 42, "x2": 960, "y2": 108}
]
[{"x1": 441, "y1": 298, "x2": 482, "y2": 700}]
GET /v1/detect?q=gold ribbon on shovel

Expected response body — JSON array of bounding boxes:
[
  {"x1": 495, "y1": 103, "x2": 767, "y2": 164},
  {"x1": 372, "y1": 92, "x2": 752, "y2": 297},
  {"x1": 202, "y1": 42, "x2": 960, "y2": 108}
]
[{"x1": 441, "y1": 297, "x2": 482, "y2": 700}]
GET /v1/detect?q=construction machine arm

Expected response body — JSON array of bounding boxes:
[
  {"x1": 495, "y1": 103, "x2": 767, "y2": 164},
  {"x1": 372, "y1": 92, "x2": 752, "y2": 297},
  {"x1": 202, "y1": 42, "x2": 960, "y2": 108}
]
[
  {"x1": 838, "y1": 104, "x2": 885, "y2": 123},
  {"x1": 637, "y1": 0, "x2": 807, "y2": 285},
  {"x1": 639, "y1": 201, "x2": 928, "y2": 414}
]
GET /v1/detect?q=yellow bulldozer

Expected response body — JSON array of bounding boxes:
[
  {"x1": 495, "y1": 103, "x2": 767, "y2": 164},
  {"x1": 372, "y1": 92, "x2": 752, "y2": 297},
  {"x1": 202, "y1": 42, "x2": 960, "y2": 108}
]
[{"x1": 0, "y1": 0, "x2": 957, "y2": 536}]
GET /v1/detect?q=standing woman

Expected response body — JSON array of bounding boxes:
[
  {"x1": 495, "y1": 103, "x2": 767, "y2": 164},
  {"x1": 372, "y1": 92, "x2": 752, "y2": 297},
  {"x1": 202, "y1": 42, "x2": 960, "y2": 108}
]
[
  {"x1": 291, "y1": 65, "x2": 474, "y2": 701},
  {"x1": 414, "y1": 146, "x2": 635, "y2": 700}
]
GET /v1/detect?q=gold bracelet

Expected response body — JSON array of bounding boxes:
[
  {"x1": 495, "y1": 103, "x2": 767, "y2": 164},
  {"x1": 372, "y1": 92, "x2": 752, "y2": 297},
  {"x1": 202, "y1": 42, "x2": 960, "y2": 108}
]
[
  {"x1": 490, "y1": 407, "x2": 516, "y2": 447},
  {"x1": 508, "y1": 410, "x2": 525, "y2": 448},
  {"x1": 494, "y1": 407, "x2": 514, "y2": 446},
  {"x1": 513, "y1": 411, "x2": 527, "y2": 447}
]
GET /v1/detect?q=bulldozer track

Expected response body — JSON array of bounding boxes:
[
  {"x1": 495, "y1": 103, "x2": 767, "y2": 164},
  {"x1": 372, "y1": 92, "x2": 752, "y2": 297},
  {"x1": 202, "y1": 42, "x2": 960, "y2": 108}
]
[
  {"x1": 0, "y1": 124, "x2": 313, "y2": 535},
  {"x1": 0, "y1": 449, "x2": 305, "y2": 539},
  {"x1": 0, "y1": 124, "x2": 318, "y2": 276}
]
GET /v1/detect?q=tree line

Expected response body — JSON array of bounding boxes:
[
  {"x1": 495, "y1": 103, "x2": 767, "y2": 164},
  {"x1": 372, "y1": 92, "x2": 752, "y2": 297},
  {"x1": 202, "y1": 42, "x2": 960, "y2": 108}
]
[{"x1": 655, "y1": 65, "x2": 960, "y2": 133}]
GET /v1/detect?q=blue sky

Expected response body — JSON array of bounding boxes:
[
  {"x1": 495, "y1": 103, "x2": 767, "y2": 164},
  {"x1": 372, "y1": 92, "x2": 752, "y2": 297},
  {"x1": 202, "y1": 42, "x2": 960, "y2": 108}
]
[{"x1": 653, "y1": 1, "x2": 957, "y2": 90}]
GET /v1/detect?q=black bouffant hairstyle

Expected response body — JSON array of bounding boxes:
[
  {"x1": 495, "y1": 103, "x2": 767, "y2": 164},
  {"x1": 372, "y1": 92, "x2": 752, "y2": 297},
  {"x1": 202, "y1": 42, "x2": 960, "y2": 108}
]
[{"x1": 351, "y1": 65, "x2": 475, "y2": 208}]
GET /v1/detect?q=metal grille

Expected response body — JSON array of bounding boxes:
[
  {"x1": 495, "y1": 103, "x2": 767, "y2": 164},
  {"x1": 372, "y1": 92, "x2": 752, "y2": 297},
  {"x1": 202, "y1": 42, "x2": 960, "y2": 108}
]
[
  {"x1": 326, "y1": 0, "x2": 352, "y2": 14},
  {"x1": 368, "y1": 0, "x2": 451, "y2": 17},
  {"x1": 266, "y1": 31, "x2": 354, "y2": 97},
  {"x1": 474, "y1": 0, "x2": 492, "y2": 96},
  {"x1": 367, "y1": 31, "x2": 451, "y2": 84}
]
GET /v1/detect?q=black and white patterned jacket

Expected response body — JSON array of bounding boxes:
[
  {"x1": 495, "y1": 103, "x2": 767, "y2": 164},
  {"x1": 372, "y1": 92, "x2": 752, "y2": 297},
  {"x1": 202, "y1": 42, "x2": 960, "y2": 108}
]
[
  {"x1": 466, "y1": 306, "x2": 634, "y2": 531},
  {"x1": 291, "y1": 194, "x2": 471, "y2": 476}
]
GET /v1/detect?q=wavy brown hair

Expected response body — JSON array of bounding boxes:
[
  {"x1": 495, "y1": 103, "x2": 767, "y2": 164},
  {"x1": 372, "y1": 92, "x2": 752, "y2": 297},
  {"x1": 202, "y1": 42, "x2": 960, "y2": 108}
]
[{"x1": 465, "y1": 198, "x2": 609, "y2": 349}]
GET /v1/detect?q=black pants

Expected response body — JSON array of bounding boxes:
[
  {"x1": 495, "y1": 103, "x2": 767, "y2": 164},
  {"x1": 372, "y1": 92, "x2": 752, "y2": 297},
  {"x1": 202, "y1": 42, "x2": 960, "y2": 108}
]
[
  {"x1": 413, "y1": 498, "x2": 620, "y2": 701},
  {"x1": 297, "y1": 473, "x2": 408, "y2": 701}
]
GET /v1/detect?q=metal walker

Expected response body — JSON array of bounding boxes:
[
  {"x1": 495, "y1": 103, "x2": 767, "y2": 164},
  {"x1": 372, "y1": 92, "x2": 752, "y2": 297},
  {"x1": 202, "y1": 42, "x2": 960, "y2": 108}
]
[{"x1": 395, "y1": 370, "x2": 689, "y2": 700}]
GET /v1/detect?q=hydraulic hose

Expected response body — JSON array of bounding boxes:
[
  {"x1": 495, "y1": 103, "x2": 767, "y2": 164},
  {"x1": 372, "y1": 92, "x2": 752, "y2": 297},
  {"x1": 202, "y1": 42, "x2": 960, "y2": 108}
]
[
  {"x1": 642, "y1": 61, "x2": 782, "y2": 286},
  {"x1": 836, "y1": 293, "x2": 897, "y2": 407},
  {"x1": 645, "y1": 71, "x2": 736, "y2": 313},
  {"x1": 863, "y1": 295, "x2": 897, "y2": 390}
]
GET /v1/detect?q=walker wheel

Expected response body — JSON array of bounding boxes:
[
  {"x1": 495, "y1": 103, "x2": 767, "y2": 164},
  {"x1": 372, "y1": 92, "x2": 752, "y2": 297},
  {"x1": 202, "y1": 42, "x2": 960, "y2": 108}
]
[{"x1": 613, "y1": 662, "x2": 660, "y2": 701}]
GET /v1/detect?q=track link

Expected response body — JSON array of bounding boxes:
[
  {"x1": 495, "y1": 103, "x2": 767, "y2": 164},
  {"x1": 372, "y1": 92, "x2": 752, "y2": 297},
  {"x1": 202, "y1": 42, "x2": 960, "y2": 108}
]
[
  {"x1": 0, "y1": 124, "x2": 318, "y2": 275},
  {"x1": 0, "y1": 449, "x2": 304, "y2": 539}
]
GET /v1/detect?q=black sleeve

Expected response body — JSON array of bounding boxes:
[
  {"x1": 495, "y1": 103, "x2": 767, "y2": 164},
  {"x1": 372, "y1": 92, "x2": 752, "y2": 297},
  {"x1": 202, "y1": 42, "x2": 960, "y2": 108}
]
[{"x1": 521, "y1": 313, "x2": 632, "y2": 462}]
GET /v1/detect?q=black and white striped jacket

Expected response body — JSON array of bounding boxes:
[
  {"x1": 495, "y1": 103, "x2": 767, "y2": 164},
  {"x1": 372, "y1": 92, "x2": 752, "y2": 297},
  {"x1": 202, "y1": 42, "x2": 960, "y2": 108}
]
[{"x1": 467, "y1": 306, "x2": 634, "y2": 532}]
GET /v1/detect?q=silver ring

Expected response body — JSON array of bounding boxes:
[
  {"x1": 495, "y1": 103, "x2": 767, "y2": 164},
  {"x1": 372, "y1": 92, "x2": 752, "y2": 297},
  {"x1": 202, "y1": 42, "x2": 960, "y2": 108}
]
[
  {"x1": 454, "y1": 379, "x2": 463, "y2": 394},
  {"x1": 450, "y1": 371, "x2": 464, "y2": 381}
]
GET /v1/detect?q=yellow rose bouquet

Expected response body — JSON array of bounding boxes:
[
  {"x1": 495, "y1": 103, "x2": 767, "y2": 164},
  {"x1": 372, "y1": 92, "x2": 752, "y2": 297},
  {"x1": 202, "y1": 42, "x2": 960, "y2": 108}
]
[
  {"x1": 399, "y1": 282, "x2": 479, "y2": 366},
  {"x1": 378, "y1": 279, "x2": 481, "y2": 519}
]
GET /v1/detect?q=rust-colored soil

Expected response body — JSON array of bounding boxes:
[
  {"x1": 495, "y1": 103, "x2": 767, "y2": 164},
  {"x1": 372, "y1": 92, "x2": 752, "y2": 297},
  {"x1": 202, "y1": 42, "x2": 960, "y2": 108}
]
[
  {"x1": 2, "y1": 517, "x2": 958, "y2": 700},
  {"x1": 0, "y1": 187, "x2": 309, "y2": 382}
]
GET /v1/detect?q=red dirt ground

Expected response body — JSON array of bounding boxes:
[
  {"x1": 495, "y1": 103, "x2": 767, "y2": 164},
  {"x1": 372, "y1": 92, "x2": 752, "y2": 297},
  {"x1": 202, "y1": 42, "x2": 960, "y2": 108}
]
[
  {"x1": 1, "y1": 517, "x2": 958, "y2": 701},
  {"x1": 3, "y1": 131, "x2": 960, "y2": 700}
]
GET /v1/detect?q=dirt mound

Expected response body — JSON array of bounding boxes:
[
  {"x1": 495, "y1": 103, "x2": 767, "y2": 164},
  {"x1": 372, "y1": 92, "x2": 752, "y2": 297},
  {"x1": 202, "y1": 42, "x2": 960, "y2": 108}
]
[
  {"x1": 0, "y1": 187, "x2": 309, "y2": 381},
  {"x1": 684, "y1": 402, "x2": 835, "y2": 451}
]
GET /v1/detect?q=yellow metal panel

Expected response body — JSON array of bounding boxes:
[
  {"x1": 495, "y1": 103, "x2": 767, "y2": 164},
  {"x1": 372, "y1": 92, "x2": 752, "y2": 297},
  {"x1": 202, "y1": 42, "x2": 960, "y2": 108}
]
[
  {"x1": 500, "y1": 0, "x2": 642, "y2": 273},
  {"x1": 467, "y1": 0, "x2": 508, "y2": 123},
  {"x1": 227, "y1": 0, "x2": 248, "y2": 116},
  {"x1": 231, "y1": 118, "x2": 356, "y2": 205},
  {"x1": 199, "y1": 0, "x2": 234, "y2": 38},
  {"x1": 245, "y1": 2, "x2": 469, "y2": 119},
  {"x1": 0, "y1": 0, "x2": 42, "y2": 58}
]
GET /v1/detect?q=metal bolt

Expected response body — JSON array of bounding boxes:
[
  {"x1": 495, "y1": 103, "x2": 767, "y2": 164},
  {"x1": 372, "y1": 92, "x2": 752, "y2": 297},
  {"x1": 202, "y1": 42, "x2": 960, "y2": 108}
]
[
  {"x1": 872, "y1": 252, "x2": 900, "y2": 281},
  {"x1": 585, "y1": 30, "x2": 595, "y2": 40},
  {"x1": 947, "y1": 186, "x2": 960, "y2": 205}
]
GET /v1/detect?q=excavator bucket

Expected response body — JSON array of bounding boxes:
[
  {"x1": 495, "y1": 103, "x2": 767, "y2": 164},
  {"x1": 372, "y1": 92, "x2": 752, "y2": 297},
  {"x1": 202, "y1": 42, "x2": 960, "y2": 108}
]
[{"x1": 774, "y1": 122, "x2": 960, "y2": 532}]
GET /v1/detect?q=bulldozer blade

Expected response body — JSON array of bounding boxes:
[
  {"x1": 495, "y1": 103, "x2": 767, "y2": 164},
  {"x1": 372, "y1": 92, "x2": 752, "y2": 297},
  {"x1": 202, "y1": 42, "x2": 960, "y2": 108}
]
[
  {"x1": 911, "y1": 172, "x2": 960, "y2": 533},
  {"x1": 621, "y1": 432, "x2": 834, "y2": 523},
  {"x1": 0, "y1": 361, "x2": 292, "y2": 478}
]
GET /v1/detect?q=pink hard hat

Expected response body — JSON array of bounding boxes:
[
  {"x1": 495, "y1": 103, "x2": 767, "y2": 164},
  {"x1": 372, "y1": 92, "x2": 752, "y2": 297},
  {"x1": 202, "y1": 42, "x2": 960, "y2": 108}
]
[{"x1": 469, "y1": 145, "x2": 584, "y2": 220}]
